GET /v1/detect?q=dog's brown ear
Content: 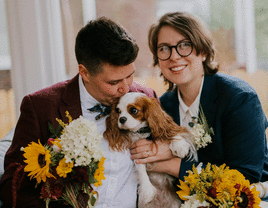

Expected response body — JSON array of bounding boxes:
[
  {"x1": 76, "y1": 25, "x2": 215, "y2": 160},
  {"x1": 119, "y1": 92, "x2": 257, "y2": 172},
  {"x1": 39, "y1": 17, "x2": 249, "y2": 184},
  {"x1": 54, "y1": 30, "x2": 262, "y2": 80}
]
[
  {"x1": 142, "y1": 97, "x2": 187, "y2": 139},
  {"x1": 103, "y1": 104, "x2": 131, "y2": 151},
  {"x1": 104, "y1": 104, "x2": 120, "y2": 148}
]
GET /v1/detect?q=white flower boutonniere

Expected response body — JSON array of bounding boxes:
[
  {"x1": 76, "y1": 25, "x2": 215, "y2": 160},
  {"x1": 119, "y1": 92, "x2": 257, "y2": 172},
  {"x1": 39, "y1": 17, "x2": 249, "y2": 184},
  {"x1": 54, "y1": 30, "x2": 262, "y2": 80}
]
[{"x1": 188, "y1": 105, "x2": 214, "y2": 150}]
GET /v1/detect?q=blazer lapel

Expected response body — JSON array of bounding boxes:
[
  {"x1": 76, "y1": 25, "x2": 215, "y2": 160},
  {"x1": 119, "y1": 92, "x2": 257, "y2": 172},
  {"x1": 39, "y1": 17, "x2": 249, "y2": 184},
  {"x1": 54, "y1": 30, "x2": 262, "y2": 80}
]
[
  {"x1": 200, "y1": 75, "x2": 218, "y2": 127},
  {"x1": 59, "y1": 74, "x2": 82, "y2": 123},
  {"x1": 163, "y1": 87, "x2": 181, "y2": 125}
]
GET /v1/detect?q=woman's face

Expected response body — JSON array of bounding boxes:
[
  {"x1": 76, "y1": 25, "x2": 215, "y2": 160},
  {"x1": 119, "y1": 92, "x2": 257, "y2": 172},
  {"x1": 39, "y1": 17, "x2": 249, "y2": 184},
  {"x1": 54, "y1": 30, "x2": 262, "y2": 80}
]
[{"x1": 157, "y1": 25, "x2": 205, "y2": 88}]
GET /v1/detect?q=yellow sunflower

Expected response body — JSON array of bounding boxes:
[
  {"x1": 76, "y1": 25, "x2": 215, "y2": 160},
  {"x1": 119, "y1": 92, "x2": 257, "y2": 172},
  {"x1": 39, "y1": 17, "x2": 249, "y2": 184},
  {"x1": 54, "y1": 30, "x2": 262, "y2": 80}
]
[
  {"x1": 23, "y1": 140, "x2": 55, "y2": 183},
  {"x1": 216, "y1": 178, "x2": 237, "y2": 201},
  {"x1": 224, "y1": 169, "x2": 245, "y2": 183},
  {"x1": 234, "y1": 179, "x2": 261, "y2": 208},
  {"x1": 94, "y1": 157, "x2": 106, "y2": 187},
  {"x1": 177, "y1": 180, "x2": 191, "y2": 200},
  {"x1": 56, "y1": 158, "x2": 73, "y2": 178}
]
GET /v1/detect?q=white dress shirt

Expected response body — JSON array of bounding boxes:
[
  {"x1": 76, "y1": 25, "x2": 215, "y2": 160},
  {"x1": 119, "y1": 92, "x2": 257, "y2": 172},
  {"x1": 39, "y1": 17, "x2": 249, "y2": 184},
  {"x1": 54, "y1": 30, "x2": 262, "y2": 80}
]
[
  {"x1": 178, "y1": 77, "x2": 204, "y2": 127},
  {"x1": 79, "y1": 75, "x2": 138, "y2": 208}
]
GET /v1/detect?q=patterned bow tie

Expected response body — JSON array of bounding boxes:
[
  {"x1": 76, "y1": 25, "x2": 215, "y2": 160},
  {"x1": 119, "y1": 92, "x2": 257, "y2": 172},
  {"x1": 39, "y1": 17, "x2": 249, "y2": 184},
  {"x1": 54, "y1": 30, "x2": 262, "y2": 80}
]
[{"x1": 88, "y1": 103, "x2": 111, "y2": 120}]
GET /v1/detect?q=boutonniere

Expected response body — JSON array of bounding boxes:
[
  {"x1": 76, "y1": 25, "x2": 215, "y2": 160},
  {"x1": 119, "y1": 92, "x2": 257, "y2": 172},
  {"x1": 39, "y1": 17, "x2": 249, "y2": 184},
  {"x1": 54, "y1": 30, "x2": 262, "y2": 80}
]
[{"x1": 188, "y1": 105, "x2": 214, "y2": 150}]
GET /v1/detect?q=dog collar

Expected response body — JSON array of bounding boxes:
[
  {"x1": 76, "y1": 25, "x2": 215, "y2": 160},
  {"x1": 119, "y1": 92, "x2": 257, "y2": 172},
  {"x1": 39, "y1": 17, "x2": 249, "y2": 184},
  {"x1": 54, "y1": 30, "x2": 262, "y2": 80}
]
[{"x1": 136, "y1": 126, "x2": 151, "y2": 134}]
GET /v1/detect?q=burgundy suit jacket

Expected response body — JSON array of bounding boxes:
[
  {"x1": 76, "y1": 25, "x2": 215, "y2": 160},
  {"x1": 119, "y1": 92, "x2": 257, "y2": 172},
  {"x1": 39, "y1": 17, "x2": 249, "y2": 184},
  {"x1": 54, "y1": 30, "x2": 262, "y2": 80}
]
[{"x1": 0, "y1": 74, "x2": 157, "y2": 208}]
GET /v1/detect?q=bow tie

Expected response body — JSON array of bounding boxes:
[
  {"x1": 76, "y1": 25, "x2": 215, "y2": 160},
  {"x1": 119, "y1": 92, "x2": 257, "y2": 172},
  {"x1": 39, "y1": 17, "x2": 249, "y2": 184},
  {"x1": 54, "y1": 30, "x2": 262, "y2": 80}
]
[{"x1": 88, "y1": 103, "x2": 111, "y2": 120}]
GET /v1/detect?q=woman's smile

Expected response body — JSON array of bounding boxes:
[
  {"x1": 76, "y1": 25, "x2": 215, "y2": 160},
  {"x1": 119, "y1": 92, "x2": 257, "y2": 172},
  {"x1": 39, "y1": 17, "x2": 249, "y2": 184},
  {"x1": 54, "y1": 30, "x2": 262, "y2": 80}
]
[{"x1": 170, "y1": 65, "x2": 187, "y2": 72}]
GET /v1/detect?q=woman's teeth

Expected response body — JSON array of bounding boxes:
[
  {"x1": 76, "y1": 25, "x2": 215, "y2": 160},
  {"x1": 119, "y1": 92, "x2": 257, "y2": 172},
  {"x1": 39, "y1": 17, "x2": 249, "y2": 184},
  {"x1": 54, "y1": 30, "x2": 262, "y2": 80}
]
[{"x1": 171, "y1": 66, "x2": 186, "y2": 71}]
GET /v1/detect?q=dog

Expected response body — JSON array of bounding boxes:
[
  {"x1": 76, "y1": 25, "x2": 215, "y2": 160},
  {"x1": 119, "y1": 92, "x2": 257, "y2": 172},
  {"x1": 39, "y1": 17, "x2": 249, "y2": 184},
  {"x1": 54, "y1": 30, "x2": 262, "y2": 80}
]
[{"x1": 104, "y1": 92, "x2": 197, "y2": 208}]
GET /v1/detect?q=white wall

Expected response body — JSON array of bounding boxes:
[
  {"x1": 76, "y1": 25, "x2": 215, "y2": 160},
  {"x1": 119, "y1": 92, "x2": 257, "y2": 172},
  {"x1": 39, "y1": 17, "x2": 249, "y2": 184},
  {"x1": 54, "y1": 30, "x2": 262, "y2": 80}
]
[{"x1": 5, "y1": 0, "x2": 68, "y2": 118}]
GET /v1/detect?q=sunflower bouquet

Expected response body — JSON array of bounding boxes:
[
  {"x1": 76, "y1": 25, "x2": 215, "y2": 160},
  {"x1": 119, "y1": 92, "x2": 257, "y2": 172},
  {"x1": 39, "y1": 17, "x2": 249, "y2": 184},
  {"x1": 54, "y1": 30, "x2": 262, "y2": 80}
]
[
  {"x1": 177, "y1": 163, "x2": 261, "y2": 208},
  {"x1": 21, "y1": 112, "x2": 105, "y2": 208}
]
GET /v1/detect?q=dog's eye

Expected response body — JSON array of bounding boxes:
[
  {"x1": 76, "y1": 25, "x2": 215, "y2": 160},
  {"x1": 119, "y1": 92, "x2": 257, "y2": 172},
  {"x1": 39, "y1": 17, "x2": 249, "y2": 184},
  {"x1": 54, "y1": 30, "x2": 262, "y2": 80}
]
[
  {"x1": 116, "y1": 108, "x2": 121, "y2": 114},
  {"x1": 130, "y1": 107, "x2": 138, "y2": 115}
]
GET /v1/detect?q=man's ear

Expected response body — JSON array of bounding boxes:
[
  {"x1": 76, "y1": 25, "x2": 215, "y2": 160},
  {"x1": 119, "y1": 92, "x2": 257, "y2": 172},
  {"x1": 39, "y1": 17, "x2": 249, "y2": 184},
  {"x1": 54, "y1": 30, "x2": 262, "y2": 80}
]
[{"x1": 79, "y1": 64, "x2": 90, "y2": 83}]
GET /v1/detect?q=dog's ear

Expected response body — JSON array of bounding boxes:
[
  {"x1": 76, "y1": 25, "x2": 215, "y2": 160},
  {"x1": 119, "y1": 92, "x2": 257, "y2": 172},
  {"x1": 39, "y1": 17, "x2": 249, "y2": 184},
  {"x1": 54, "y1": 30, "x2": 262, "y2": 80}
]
[
  {"x1": 104, "y1": 103, "x2": 120, "y2": 149},
  {"x1": 103, "y1": 103, "x2": 131, "y2": 151},
  {"x1": 142, "y1": 97, "x2": 187, "y2": 139}
]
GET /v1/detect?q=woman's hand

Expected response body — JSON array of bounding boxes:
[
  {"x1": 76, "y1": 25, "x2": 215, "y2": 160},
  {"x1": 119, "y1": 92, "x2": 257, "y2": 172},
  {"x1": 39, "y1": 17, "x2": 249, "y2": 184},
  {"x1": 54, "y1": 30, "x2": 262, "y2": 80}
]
[
  {"x1": 130, "y1": 139, "x2": 173, "y2": 164},
  {"x1": 129, "y1": 139, "x2": 181, "y2": 177}
]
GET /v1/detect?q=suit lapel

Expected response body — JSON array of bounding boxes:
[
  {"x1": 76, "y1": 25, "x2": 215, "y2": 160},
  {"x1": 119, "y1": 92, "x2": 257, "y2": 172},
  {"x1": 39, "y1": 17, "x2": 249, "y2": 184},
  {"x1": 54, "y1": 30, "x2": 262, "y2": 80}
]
[
  {"x1": 164, "y1": 87, "x2": 181, "y2": 125},
  {"x1": 59, "y1": 74, "x2": 82, "y2": 123},
  {"x1": 200, "y1": 75, "x2": 218, "y2": 127}
]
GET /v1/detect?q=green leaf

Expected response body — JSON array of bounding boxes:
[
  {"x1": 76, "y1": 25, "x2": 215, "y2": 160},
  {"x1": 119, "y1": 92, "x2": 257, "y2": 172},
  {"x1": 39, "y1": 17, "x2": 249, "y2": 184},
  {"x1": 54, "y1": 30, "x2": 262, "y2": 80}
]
[
  {"x1": 90, "y1": 196, "x2": 96, "y2": 206},
  {"x1": 48, "y1": 122, "x2": 56, "y2": 136},
  {"x1": 55, "y1": 124, "x2": 63, "y2": 137},
  {"x1": 48, "y1": 122, "x2": 63, "y2": 138},
  {"x1": 88, "y1": 175, "x2": 98, "y2": 184}
]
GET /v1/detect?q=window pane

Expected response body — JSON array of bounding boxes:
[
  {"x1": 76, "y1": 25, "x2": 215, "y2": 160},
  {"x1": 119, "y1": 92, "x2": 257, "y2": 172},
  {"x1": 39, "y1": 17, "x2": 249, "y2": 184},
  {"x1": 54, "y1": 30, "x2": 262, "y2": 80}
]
[
  {"x1": 255, "y1": 0, "x2": 268, "y2": 70},
  {"x1": 0, "y1": 0, "x2": 15, "y2": 139},
  {"x1": 0, "y1": 0, "x2": 11, "y2": 70}
]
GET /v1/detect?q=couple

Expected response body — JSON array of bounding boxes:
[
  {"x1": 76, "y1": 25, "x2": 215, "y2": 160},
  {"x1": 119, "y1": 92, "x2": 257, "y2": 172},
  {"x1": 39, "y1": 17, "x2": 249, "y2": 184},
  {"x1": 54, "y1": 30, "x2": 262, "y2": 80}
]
[{"x1": 0, "y1": 12, "x2": 268, "y2": 207}]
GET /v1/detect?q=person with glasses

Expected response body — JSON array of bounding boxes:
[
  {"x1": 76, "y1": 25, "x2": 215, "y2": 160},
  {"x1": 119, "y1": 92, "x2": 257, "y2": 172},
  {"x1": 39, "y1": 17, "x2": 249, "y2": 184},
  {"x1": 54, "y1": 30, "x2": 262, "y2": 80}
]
[{"x1": 130, "y1": 12, "x2": 268, "y2": 187}]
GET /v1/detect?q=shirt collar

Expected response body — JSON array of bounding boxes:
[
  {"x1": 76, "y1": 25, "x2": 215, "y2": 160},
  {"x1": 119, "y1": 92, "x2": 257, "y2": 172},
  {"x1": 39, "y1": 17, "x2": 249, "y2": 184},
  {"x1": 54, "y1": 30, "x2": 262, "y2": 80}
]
[
  {"x1": 178, "y1": 76, "x2": 204, "y2": 119},
  {"x1": 79, "y1": 74, "x2": 99, "y2": 109}
]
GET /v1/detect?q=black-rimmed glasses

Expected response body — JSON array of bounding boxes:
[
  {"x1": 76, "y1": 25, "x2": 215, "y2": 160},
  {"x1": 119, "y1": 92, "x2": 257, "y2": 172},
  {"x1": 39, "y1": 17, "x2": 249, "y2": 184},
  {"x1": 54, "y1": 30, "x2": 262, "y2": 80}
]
[{"x1": 157, "y1": 40, "x2": 193, "y2": 61}]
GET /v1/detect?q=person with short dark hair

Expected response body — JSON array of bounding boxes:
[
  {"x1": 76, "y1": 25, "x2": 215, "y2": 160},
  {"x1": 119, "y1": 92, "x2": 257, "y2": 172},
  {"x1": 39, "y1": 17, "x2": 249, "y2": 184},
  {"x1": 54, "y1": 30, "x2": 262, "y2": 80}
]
[
  {"x1": 130, "y1": 12, "x2": 268, "y2": 185},
  {"x1": 75, "y1": 17, "x2": 139, "y2": 76},
  {"x1": 0, "y1": 17, "x2": 157, "y2": 208}
]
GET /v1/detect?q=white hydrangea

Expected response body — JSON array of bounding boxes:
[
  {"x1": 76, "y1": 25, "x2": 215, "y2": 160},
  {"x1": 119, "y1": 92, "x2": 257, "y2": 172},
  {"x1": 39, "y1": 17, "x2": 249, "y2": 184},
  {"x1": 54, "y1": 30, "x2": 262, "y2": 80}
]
[
  {"x1": 190, "y1": 123, "x2": 212, "y2": 150},
  {"x1": 181, "y1": 195, "x2": 210, "y2": 208},
  {"x1": 59, "y1": 116, "x2": 104, "y2": 166}
]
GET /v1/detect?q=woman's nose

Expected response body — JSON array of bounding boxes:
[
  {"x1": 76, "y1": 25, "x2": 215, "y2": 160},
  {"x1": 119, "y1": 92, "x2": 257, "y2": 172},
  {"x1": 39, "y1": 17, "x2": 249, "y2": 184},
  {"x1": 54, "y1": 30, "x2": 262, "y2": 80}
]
[{"x1": 169, "y1": 47, "x2": 181, "y2": 61}]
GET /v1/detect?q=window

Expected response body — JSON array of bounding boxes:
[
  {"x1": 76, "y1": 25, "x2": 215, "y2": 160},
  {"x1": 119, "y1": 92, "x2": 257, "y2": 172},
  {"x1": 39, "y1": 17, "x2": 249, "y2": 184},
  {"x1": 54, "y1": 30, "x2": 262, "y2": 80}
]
[{"x1": 0, "y1": 0, "x2": 15, "y2": 139}]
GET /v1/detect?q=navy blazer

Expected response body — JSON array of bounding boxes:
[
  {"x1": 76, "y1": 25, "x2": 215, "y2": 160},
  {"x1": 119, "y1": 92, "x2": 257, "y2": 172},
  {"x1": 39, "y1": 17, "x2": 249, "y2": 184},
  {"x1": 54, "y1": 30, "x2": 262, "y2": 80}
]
[{"x1": 160, "y1": 73, "x2": 268, "y2": 183}]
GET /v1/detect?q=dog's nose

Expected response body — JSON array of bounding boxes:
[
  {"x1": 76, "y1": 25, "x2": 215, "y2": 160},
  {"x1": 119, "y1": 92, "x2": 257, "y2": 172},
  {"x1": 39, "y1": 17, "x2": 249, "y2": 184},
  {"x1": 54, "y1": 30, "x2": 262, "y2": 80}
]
[{"x1": 119, "y1": 117, "x2": 127, "y2": 124}]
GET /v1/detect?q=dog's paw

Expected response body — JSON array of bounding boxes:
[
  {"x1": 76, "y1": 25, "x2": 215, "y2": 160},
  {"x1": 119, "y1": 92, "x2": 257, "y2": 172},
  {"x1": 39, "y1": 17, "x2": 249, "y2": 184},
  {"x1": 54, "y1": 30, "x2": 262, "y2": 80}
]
[
  {"x1": 170, "y1": 136, "x2": 191, "y2": 158},
  {"x1": 139, "y1": 184, "x2": 157, "y2": 204}
]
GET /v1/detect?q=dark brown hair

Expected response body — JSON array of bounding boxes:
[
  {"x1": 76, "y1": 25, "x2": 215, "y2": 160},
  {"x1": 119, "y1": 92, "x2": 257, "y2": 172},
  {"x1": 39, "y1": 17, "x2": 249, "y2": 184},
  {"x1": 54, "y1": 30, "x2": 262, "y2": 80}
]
[
  {"x1": 148, "y1": 12, "x2": 219, "y2": 91},
  {"x1": 75, "y1": 17, "x2": 139, "y2": 75}
]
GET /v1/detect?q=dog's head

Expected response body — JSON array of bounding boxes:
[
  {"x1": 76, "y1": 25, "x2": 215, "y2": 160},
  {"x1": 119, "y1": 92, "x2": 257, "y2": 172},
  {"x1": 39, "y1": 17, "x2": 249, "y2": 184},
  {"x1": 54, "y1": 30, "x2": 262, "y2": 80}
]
[
  {"x1": 104, "y1": 92, "x2": 189, "y2": 151},
  {"x1": 116, "y1": 92, "x2": 149, "y2": 132},
  {"x1": 104, "y1": 92, "x2": 152, "y2": 151}
]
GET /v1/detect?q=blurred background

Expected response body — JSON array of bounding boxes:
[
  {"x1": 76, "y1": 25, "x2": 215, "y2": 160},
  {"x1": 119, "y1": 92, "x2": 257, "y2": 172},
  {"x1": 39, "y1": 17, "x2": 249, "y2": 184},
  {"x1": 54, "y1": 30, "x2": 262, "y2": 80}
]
[{"x1": 0, "y1": 0, "x2": 268, "y2": 139}]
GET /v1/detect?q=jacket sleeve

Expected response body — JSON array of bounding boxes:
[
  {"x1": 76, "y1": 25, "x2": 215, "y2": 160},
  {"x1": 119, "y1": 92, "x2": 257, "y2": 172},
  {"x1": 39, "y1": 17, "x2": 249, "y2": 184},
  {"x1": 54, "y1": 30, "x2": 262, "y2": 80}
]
[
  {"x1": 0, "y1": 96, "x2": 65, "y2": 208},
  {"x1": 220, "y1": 90, "x2": 268, "y2": 183}
]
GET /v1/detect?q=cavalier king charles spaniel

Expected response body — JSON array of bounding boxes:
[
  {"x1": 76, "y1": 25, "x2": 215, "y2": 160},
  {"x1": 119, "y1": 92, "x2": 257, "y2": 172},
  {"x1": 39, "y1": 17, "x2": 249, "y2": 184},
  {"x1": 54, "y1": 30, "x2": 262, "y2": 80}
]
[{"x1": 104, "y1": 92, "x2": 197, "y2": 208}]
